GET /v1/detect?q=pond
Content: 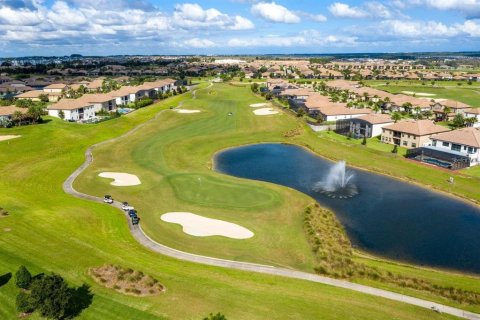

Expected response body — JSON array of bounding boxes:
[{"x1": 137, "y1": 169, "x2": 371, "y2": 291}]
[{"x1": 215, "y1": 143, "x2": 480, "y2": 274}]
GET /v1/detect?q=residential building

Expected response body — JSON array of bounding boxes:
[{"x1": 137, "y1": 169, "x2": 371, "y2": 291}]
[
  {"x1": 381, "y1": 119, "x2": 450, "y2": 148},
  {"x1": 347, "y1": 113, "x2": 394, "y2": 138},
  {"x1": 428, "y1": 127, "x2": 480, "y2": 166},
  {"x1": 0, "y1": 105, "x2": 28, "y2": 122},
  {"x1": 47, "y1": 99, "x2": 95, "y2": 121},
  {"x1": 464, "y1": 109, "x2": 480, "y2": 127}
]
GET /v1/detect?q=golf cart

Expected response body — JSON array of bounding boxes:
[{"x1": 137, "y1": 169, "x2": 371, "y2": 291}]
[
  {"x1": 128, "y1": 209, "x2": 137, "y2": 218},
  {"x1": 132, "y1": 216, "x2": 140, "y2": 225},
  {"x1": 103, "y1": 195, "x2": 113, "y2": 204},
  {"x1": 121, "y1": 202, "x2": 134, "y2": 211}
]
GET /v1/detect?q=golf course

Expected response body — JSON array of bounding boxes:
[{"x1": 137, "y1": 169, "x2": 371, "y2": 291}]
[{"x1": 1, "y1": 80, "x2": 479, "y2": 319}]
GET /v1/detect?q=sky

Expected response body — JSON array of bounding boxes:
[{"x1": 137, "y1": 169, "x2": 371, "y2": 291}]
[{"x1": 1, "y1": 0, "x2": 480, "y2": 56}]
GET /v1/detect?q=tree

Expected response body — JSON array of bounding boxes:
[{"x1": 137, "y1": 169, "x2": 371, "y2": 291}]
[
  {"x1": 38, "y1": 94, "x2": 50, "y2": 103},
  {"x1": 452, "y1": 113, "x2": 465, "y2": 128},
  {"x1": 15, "y1": 266, "x2": 32, "y2": 289},
  {"x1": 296, "y1": 108, "x2": 306, "y2": 117},
  {"x1": 250, "y1": 83, "x2": 259, "y2": 93},
  {"x1": 392, "y1": 145, "x2": 398, "y2": 154},
  {"x1": 30, "y1": 274, "x2": 72, "y2": 320},
  {"x1": 203, "y1": 313, "x2": 227, "y2": 320},
  {"x1": 362, "y1": 136, "x2": 367, "y2": 146},
  {"x1": 58, "y1": 110, "x2": 65, "y2": 120},
  {"x1": 391, "y1": 112, "x2": 402, "y2": 123},
  {"x1": 16, "y1": 291, "x2": 34, "y2": 313}
]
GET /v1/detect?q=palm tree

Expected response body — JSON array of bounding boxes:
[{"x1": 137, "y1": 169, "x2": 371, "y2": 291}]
[
  {"x1": 465, "y1": 117, "x2": 477, "y2": 127},
  {"x1": 391, "y1": 112, "x2": 402, "y2": 123}
]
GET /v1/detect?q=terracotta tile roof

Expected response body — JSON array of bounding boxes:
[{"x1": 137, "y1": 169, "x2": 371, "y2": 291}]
[
  {"x1": 15, "y1": 90, "x2": 44, "y2": 98},
  {"x1": 465, "y1": 108, "x2": 480, "y2": 115},
  {"x1": 431, "y1": 127, "x2": 480, "y2": 148},
  {"x1": 354, "y1": 113, "x2": 394, "y2": 124},
  {"x1": 0, "y1": 106, "x2": 28, "y2": 116},
  {"x1": 44, "y1": 83, "x2": 67, "y2": 90},
  {"x1": 48, "y1": 99, "x2": 92, "y2": 110},
  {"x1": 383, "y1": 120, "x2": 450, "y2": 136}
]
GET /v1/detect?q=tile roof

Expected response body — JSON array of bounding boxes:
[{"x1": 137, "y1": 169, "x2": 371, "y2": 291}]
[
  {"x1": 431, "y1": 127, "x2": 480, "y2": 148},
  {"x1": 383, "y1": 120, "x2": 450, "y2": 136}
]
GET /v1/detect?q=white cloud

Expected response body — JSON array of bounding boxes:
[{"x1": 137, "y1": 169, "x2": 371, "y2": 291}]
[
  {"x1": 0, "y1": 6, "x2": 42, "y2": 25},
  {"x1": 329, "y1": 2, "x2": 368, "y2": 18},
  {"x1": 173, "y1": 3, "x2": 254, "y2": 30},
  {"x1": 251, "y1": 2, "x2": 301, "y2": 23},
  {"x1": 328, "y1": 1, "x2": 394, "y2": 19},
  {"x1": 228, "y1": 30, "x2": 357, "y2": 47},
  {"x1": 372, "y1": 19, "x2": 480, "y2": 38},
  {"x1": 183, "y1": 38, "x2": 217, "y2": 48}
]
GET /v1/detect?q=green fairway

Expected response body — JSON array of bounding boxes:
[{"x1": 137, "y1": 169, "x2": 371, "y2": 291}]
[
  {"x1": 364, "y1": 80, "x2": 480, "y2": 107},
  {"x1": 0, "y1": 81, "x2": 478, "y2": 319},
  {"x1": 72, "y1": 82, "x2": 480, "y2": 313}
]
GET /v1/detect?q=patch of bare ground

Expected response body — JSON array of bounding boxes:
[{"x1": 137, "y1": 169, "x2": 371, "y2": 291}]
[
  {"x1": 89, "y1": 265, "x2": 165, "y2": 296},
  {"x1": 0, "y1": 208, "x2": 9, "y2": 218}
]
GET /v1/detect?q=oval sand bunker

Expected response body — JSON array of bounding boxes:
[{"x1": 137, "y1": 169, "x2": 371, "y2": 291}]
[
  {"x1": 253, "y1": 108, "x2": 279, "y2": 116},
  {"x1": 0, "y1": 135, "x2": 21, "y2": 142},
  {"x1": 249, "y1": 103, "x2": 268, "y2": 108},
  {"x1": 99, "y1": 172, "x2": 141, "y2": 186},
  {"x1": 175, "y1": 109, "x2": 201, "y2": 114},
  {"x1": 161, "y1": 212, "x2": 254, "y2": 239}
]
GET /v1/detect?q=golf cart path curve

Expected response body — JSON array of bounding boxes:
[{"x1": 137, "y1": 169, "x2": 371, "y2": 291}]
[{"x1": 63, "y1": 83, "x2": 480, "y2": 320}]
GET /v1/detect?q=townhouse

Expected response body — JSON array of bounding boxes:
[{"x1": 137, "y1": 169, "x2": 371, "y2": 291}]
[
  {"x1": 347, "y1": 113, "x2": 394, "y2": 138},
  {"x1": 381, "y1": 120, "x2": 450, "y2": 149}
]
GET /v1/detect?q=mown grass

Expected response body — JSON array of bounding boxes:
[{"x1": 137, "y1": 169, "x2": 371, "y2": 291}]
[
  {"x1": 74, "y1": 82, "x2": 480, "y2": 312},
  {"x1": 364, "y1": 80, "x2": 480, "y2": 107},
  {"x1": 0, "y1": 81, "x2": 476, "y2": 319}
]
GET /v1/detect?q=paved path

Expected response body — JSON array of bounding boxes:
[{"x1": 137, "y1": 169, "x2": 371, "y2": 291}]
[{"x1": 63, "y1": 86, "x2": 480, "y2": 320}]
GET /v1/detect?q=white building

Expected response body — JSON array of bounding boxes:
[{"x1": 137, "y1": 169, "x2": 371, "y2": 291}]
[
  {"x1": 429, "y1": 127, "x2": 480, "y2": 167},
  {"x1": 464, "y1": 108, "x2": 480, "y2": 128},
  {"x1": 348, "y1": 113, "x2": 394, "y2": 138},
  {"x1": 47, "y1": 99, "x2": 96, "y2": 121}
]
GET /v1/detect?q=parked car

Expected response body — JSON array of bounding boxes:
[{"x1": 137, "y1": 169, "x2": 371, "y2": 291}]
[
  {"x1": 132, "y1": 217, "x2": 140, "y2": 225},
  {"x1": 128, "y1": 210, "x2": 137, "y2": 218},
  {"x1": 121, "y1": 202, "x2": 134, "y2": 211},
  {"x1": 104, "y1": 195, "x2": 113, "y2": 204}
]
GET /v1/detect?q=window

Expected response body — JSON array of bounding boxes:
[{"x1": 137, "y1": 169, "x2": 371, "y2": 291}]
[
  {"x1": 442, "y1": 142, "x2": 449, "y2": 147},
  {"x1": 467, "y1": 147, "x2": 476, "y2": 154},
  {"x1": 432, "y1": 140, "x2": 437, "y2": 147},
  {"x1": 403, "y1": 141, "x2": 408, "y2": 146},
  {"x1": 412, "y1": 143, "x2": 416, "y2": 148},
  {"x1": 451, "y1": 144, "x2": 461, "y2": 152}
]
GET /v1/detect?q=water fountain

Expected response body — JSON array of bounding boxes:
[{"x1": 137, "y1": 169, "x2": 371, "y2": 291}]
[{"x1": 313, "y1": 161, "x2": 358, "y2": 199}]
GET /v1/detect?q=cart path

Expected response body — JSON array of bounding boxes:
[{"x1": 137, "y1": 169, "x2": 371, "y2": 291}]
[{"x1": 63, "y1": 85, "x2": 480, "y2": 320}]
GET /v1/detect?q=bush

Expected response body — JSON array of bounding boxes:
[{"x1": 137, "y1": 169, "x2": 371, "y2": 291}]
[
  {"x1": 29, "y1": 274, "x2": 72, "y2": 319},
  {"x1": 16, "y1": 291, "x2": 34, "y2": 313},
  {"x1": 134, "y1": 98, "x2": 153, "y2": 109},
  {"x1": 15, "y1": 266, "x2": 32, "y2": 289},
  {"x1": 203, "y1": 313, "x2": 227, "y2": 320},
  {"x1": 391, "y1": 145, "x2": 398, "y2": 154}
]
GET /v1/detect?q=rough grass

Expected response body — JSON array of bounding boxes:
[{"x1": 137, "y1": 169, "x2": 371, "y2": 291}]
[
  {"x1": 89, "y1": 265, "x2": 165, "y2": 296},
  {"x1": 304, "y1": 205, "x2": 480, "y2": 305}
]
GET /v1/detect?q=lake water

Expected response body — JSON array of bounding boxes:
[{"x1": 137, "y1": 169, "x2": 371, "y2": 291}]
[{"x1": 215, "y1": 143, "x2": 480, "y2": 274}]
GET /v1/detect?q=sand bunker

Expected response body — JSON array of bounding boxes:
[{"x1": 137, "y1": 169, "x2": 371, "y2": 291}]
[
  {"x1": 175, "y1": 109, "x2": 201, "y2": 114},
  {"x1": 253, "y1": 108, "x2": 279, "y2": 116},
  {"x1": 0, "y1": 135, "x2": 21, "y2": 142},
  {"x1": 401, "y1": 91, "x2": 436, "y2": 97},
  {"x1": 99, "y1": 172, "x2": 141, "y2": 186},
  {"x1": 250, "y1": 103, "x2": 268, "y2": 108},
  {"x1": 161, "y1": 212, "x2": 254, "y2": 239}
]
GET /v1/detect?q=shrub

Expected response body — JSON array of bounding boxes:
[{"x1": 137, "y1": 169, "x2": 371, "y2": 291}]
[
  {"x1": 29, "y1": 274, "x2": 72, "y2": 319},
  {"x1": 15, "y1": 266, "x2": 32, "y2": 289},
  {"x1": 16, "y1": 291, "x2": 34, "y2": 313}
]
